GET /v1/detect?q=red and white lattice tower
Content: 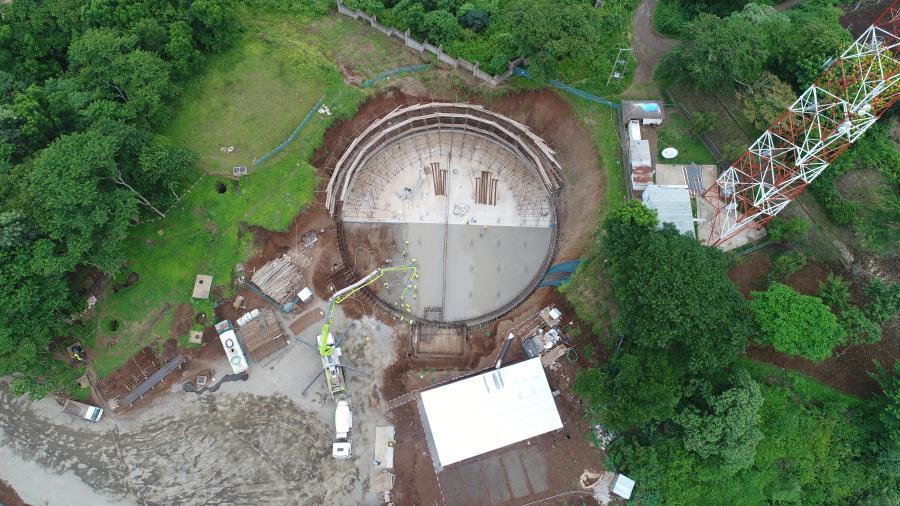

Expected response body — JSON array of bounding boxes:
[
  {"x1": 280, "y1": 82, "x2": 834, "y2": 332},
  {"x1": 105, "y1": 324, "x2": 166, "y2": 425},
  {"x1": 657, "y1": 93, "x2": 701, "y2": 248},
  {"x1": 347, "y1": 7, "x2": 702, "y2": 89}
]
[{"x1": 702, "y1": 0, "x2": 900, "y2": 246}]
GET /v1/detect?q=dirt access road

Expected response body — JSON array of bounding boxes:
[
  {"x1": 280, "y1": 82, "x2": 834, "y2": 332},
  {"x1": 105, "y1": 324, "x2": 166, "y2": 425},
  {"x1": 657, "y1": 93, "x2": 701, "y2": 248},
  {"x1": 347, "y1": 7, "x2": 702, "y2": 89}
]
[
  {"x1": 625, "y1": 0, "x2": 820, "y2": 96},
  {"x1": 0, "y1": 309, "x2": 396, "y2": 506},
  {"x1": 626, "y1": 0, "x2": 674, "y2": 95}
]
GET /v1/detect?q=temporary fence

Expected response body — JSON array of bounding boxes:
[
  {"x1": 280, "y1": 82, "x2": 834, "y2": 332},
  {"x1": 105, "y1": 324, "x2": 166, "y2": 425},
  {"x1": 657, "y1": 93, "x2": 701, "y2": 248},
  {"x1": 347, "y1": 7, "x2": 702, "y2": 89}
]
[
  {"x1": 254, "y1": 96, "x2": 325, "y2": 166},
  {"x1": 361, "y1": 64, "x2": 431, "y2": 88},
  {"x1": 514, "y1": 68, "x2": 619, "y2": 110},
  {"x1": 538, "y1": 258, "x2": 583, "y2": 287}
]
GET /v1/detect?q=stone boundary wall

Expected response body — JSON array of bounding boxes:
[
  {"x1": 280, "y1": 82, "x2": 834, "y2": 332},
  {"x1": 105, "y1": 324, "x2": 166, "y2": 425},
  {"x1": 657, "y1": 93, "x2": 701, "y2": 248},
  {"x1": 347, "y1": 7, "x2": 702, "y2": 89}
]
[{"x1": 336, "y1": 0, "x2": 524, "y2": 87}]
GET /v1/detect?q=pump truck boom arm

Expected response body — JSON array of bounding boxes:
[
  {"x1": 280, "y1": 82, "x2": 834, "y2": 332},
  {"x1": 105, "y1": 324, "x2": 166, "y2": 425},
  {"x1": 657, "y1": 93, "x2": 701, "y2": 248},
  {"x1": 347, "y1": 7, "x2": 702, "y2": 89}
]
[
  {"x1": 316, "y1": 265, "x2": 417, "y2": 399},
  {"x1": 318, "y1": 265, "x2": 417, "y2": 357}
]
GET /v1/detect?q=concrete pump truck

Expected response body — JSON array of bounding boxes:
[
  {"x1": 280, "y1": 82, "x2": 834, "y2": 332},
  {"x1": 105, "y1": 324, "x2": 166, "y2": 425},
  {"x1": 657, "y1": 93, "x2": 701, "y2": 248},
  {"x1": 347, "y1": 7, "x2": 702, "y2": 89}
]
[{"x1": 317, "y1": 264, "x2": 417, "y2": 458}]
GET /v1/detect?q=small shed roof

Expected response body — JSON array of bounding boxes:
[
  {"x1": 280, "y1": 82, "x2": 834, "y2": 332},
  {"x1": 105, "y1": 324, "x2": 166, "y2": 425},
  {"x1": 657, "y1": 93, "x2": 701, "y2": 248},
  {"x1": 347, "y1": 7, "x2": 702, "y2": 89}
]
[
  {"x1": 622, "y1": 100, "x2": 664, "y2": 122},
  {"x1": 642, "y1": 185, "x2": 695, "y2": 238},
  {"x1": 612, "y1": 474, "x2": 636, "y2": 499},
  {"x1": 420, "y1": 357, "x2": 562, "y2": 467},
  {"x1": 192, "y1": 274, "x2": 213, "y2": 299}
]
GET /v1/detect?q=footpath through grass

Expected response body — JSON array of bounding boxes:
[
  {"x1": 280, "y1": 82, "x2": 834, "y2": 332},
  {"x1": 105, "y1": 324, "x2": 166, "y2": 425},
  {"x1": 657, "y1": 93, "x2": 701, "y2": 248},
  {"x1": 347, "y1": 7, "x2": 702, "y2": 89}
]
[{"x1": 86, "y1": 10, "x2": 367, "y2": 378}]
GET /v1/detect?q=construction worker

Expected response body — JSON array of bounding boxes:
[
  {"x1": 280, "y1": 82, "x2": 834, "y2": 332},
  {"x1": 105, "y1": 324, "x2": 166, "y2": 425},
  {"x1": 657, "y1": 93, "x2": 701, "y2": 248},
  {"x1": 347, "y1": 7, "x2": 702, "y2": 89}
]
[{"x1": 71, "y1": 343, "x2": 84, "y2": 362}]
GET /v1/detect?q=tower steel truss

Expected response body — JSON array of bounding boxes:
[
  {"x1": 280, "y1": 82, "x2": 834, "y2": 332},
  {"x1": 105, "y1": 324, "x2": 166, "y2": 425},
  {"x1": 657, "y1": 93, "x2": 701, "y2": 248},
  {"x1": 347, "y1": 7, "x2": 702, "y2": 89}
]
[{"x1": 702, "y1": 0, "x2": 900, "y2": 246}]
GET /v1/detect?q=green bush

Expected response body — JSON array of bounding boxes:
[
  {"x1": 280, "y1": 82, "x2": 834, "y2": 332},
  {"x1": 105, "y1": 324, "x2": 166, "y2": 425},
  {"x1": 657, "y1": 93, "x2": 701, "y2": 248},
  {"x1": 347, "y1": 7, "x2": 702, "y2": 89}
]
[
  {"x1": 839, "y1": 306, "x2": 881, "y2": 345},
  {"x1": 459, "y1": 8, "x2": 490, "y2": 31},
  {"x1": 653, "y1": 0, "x2": 692, "y2": 37},
  {"x1": 767, "y1": 250, "x2": 806, "y2": 283},
  {"x1": 865, "y1": 278, "x2": 900, "y2": 325},
  {"x1": 750, "y1": 282, "x2": 846, "y2": 362},
  {"x1": 766, "y1": 217, "x2": 808, "y2": 244},
  {"x1": 689, "y1": 112, "x2": 716, "y2": 135},
  {"x1": 818, "y1": 273, "x2": 850, "y2": 311}
]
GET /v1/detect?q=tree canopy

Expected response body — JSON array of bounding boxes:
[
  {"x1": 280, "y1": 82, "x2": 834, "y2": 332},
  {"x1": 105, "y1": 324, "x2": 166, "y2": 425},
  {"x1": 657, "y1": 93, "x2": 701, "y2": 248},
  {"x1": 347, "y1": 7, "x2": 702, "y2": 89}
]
[
  {"x1": 0, "y1": 0, "x2": 233, "y2": 397},
  {"x1": 657, "y1": 0, "x2": 851, "y2": 91},
  {"x1": 675, "y1": 369, "x2": 763, "y2": 473},
  {"x1": 602, "y1": 202, "x2": 751, "y2": 374}
]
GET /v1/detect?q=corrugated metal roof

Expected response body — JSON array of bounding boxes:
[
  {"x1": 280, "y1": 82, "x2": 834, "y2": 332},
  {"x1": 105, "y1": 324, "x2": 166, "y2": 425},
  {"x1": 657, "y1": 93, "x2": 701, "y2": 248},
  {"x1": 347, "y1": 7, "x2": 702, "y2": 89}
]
[{"x1": 643, "y1": 185, "x2": 695, "y2": 237}]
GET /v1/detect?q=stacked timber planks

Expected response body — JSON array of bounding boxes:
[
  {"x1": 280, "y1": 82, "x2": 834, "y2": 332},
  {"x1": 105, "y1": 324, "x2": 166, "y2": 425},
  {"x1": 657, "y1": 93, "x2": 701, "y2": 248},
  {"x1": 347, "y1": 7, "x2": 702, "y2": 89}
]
[{"x1": 250, "y1": 246, "x2": 312, "y2": 305}]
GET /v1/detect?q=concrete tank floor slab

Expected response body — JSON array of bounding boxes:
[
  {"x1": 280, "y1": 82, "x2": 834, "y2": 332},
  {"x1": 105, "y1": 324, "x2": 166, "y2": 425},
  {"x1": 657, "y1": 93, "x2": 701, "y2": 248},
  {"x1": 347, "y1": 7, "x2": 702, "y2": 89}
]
[{"x1": 345, "y1": 222, "x2": 552, "y2": 322}]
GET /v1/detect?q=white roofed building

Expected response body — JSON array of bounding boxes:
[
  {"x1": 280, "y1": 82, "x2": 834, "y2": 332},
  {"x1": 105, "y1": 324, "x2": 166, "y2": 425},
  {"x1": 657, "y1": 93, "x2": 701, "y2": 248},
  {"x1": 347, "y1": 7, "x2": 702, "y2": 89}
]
[{"x1": 419, "y1": 358, "x2": 562, "y2": 468}]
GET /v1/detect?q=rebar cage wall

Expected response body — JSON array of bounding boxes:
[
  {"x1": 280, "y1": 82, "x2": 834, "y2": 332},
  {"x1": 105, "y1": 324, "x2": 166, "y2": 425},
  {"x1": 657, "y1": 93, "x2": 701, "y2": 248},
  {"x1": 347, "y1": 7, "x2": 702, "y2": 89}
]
[{"x1": 326, "y1": 102, "x2": 564, "y2": 328}]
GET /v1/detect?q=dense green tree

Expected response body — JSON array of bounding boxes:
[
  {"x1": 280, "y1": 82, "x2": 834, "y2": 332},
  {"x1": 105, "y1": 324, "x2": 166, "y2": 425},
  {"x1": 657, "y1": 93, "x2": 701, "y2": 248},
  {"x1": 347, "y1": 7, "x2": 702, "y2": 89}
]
[
  {"x1": 68, "y1": 29, "x2": 171, "y2": 126},
  {"x1": 421, "y1": 9, "x2": 462, "y2": 44},
  {"x1": 675, "y1": 369, "x2": 763, "y2": 473},
  {"x1": 576, "y1": 351, "x2": 683, "y2": 431},
  {"x1": 779, "y1": 1, "x2": 851, "y2": 87},
  {"x1": 750, "y1": 282, "x2": 846, "y2": 362},
  {"x1": 0, "y1": 211, "x2": 32, "y2": 250},
  {"x1": 657, "y1": 12, "x2": 770, "y2": 92},
  {"x1": 28, "y1": 131, "x2": 137, "y2": 273},
  {"x1": 459, "y1": 8, "x2": 490, "y2": 32},
  {"x1": 600, "y1": 200, "x2": 658, "y2": 271},
  {"x1": 872, "y1": 361, "x2": 900, "y2": 477},
  {"x1": 737, "y1": 72, "x2": 796, "y2": 131},
  {"x1": 190, "y1": 0, "x2": 238, "y2": 51},
  {"x1": 604, "y1": 214, "x2": 751, "y2": 372},
  {"x1": 165, "y1": 21, "x2": 200, "y2": 81},
  {"x1": 0, "y1": 0, "x2": 80, "y2": 81}
]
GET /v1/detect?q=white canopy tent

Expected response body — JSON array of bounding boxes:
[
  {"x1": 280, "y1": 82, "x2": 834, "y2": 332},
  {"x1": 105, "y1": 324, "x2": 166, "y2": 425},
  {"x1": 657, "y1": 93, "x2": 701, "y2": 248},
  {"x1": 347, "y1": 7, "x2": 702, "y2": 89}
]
[{"x1": 420, "y1": 358, "x2": 563, "y2": 467}]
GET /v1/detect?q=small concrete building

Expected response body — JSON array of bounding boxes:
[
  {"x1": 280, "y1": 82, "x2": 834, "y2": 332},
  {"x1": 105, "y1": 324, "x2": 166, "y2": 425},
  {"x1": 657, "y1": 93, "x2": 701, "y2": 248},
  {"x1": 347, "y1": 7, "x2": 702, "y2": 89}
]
[
  {"x1": 629, "y1": 139, "x2": 654, "y2": 191},
  {"x1": 621, "y1": 100, "x2": 664, "y2": 196},
  {"x1": 642, "y1": 185, "x2": 695, "y2": 238},
  {"x1": 621, "y1": 100, "x2": 664, "y2": 125}
]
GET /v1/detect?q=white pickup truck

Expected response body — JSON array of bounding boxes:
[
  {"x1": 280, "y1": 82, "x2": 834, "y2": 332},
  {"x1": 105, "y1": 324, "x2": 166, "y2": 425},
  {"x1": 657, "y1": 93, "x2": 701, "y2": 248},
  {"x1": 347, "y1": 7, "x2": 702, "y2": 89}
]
[{"x1": 64, "y1": 399, "x2": 103, "y2": 422}]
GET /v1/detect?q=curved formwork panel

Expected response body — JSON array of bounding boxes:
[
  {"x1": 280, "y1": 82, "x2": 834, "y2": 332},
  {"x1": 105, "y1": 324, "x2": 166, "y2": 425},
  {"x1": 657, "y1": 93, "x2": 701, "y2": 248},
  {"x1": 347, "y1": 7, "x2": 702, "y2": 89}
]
[{"x1": 329, "y1": 102, "x2": 562, "y2": 326}]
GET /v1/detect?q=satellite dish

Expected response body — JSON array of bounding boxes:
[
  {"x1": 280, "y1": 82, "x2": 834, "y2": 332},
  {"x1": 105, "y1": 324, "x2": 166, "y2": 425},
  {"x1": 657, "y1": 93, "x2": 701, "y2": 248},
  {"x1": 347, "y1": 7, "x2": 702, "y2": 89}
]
[{"x1": 661, "y1": 147, "x2": 678, "y2": 159}]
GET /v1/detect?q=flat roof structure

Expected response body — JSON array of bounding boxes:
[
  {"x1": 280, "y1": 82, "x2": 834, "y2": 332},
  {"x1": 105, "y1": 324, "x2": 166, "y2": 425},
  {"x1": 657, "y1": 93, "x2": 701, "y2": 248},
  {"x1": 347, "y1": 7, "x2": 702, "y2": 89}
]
[
  {"x1": 642, "y1": 185, "x2": 696, "y2": 238},
  {"x1": 420, "y1": 358, "x2": 562, "y2": 468},
  {"x1": 621, "y1": 100, "x2": 664, "y2": 124},
  {"x1": 612, "y1": 474, "x2": 636, "y2": 499},
  {"x1": 192, "y1": 274, "x2": 212, "y2": 299}
]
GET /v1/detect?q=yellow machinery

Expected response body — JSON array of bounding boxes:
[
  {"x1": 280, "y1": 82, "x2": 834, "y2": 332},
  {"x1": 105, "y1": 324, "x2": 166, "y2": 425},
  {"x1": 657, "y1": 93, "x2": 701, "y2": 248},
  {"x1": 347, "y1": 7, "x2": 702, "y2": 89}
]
[{"x1": 317, "y1": 265, "x2": 417, "y2": 399}]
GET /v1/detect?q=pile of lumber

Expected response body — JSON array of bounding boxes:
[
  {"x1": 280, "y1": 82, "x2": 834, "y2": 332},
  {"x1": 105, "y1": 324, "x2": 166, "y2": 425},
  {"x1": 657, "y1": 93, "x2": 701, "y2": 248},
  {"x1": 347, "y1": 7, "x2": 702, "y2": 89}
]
[
  {"x1": 251, "y1": 246, "x2": 312, "y2": 304},
  {"x1": 238, "y1": 309, "x2": 287, "y2": 361}
]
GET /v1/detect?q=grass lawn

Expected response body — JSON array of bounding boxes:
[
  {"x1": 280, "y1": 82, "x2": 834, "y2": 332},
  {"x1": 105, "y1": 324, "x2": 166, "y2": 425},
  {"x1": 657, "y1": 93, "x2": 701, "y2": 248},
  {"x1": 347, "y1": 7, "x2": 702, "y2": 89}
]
[
  {"x1": 657, "y1": 109, "x2": 717, "y2": 165},
  {"x1": 570, "y1": 99, "x2": 627, "y2": 213},
  {"x1": 85, "y1": 10, "x2": 371, "y2": 378}
]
